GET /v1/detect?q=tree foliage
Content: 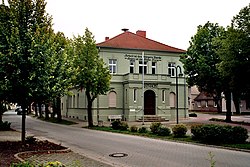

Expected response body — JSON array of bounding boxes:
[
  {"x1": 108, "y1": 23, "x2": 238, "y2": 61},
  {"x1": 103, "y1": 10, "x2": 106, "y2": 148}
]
[
  {"x1": 180, "y1": 22, "x2": 225, "y2": 112},
  {"x1": 71, "y1": 28, "x2": 111, "y2": 127},
  {"x1": 181, "y1": 3, "x2": 250, "y2": 122},
  {"x1": 0, "y1": 0, "x2": 73, "y2": 141}
]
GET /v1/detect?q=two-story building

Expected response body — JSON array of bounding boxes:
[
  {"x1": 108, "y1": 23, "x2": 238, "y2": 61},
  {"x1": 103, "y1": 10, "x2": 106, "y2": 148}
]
[{"x1": 61, "y1": 29, "x2": 188, "y2": 123}]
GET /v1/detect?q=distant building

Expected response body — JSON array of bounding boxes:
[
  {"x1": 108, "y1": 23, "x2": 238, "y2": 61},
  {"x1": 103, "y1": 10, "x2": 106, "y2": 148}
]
[
  {"x1": 189, "y1": 86, "x2": 250, "y2": 113},
  {"x1": 61, "y1": 29, "x2": 188, "y2": 123}
]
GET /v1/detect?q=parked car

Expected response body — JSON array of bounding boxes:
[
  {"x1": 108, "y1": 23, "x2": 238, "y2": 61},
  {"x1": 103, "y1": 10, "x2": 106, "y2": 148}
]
[
  {"x1": 15, "y1": 106, "x2": 21, "y2": 112},
  {"x1": 16, "y1": 107, "x2": 28, "y2": 115}
]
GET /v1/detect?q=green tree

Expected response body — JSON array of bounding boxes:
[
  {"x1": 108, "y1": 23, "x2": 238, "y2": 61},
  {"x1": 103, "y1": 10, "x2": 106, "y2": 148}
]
[
  {"x1": 0, "y1": 2, "x2": 11, "y2": 121},
  {"x1": 5, "y1": 0, "x2": 66, "y2": 141},
  {"x1": 215, "y1": 3, "x2": 250, "y2": 116},
  {"x1": 71, "y1": 28, "x2": 111, "y2": 127},
  {"x1": 180, "y1": 22, "x2": 225, "y2": 113}
]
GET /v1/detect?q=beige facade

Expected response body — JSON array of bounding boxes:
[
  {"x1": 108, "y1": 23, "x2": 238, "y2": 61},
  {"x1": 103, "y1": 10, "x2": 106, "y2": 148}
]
[{"x1": 61, "y1": 30, "x2": 189, "y2": 123}]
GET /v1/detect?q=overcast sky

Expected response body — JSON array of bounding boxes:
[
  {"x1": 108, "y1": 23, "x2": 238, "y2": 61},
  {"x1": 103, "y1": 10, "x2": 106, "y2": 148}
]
[{"x1": 43, "y1": 1, "x2": 249, "y2": 50}]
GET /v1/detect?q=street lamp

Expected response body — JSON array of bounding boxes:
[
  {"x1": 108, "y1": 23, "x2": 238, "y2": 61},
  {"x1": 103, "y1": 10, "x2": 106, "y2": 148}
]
[{"x1": 175, "y1": 65, "x2": 183, "y2": 124}]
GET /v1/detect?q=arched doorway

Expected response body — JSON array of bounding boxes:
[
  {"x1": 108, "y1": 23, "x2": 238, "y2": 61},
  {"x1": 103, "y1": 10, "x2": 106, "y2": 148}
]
[{"x1": 144, "y1": 90, "x2": 156, "y2": 115}]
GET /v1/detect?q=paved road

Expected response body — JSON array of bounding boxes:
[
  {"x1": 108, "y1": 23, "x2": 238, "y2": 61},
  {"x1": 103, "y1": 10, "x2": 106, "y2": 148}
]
[{"x1": 4, "y1": 111, "x2": 250, "y2": 167}]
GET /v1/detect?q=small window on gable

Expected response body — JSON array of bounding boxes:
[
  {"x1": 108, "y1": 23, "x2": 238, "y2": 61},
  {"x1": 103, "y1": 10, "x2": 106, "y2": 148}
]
[{"x1": 109, "y1": 91, "x2": 117, "y2": 108}]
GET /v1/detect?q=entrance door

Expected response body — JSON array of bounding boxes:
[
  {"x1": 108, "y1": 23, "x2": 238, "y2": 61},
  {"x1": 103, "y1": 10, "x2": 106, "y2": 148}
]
[{"x1": 144, "y1": 90, "x2": 156, "y2": 115}]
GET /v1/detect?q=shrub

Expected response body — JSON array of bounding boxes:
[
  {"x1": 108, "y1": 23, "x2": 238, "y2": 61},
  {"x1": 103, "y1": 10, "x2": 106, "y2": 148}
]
[
  {"x1": 191, "y1": 124, "x2": 249, "y2": 144},
  {"x1": 150, "y1": 122, "x2": 162, "y2": 134},
  {"x1": 111, "y1": 120, "x2": 122, "y2": 130},
  {"x1": 111, "y1": 120, "x2": 128, "y2": 131},
  {"x1": 138, "y1": 127, "x2": 148, "y2": 133},
  {"x1": 172, "y1": 124, "x2": 187, "y2": 137},
  {"x1": 230, "y1": 126, "x2": 248, "y2": 143},
  {"x1": 11, "y1": 162, "x2": 35, "y2": 167},
  {"x1": 0, "y1": 121, "x2": 11, "y2": 131},
  {"x1": 120, "y1": 122, "x2": 129, "y2": 131},
  {"x1": 189, "y1": 113, "x2": 197, "y2": 117},
  {"x1": 45, "y1": 161, "x2": 65, "y2": 167},
  {"x1": 11, "y1": 161, "x2": 65, "y2": 167},
  {"x1": 130, "y1": 125, "x2": 138, "y2": 132},
  {"x1": 25, "y1": 136, "x2": 36, "y2": 144},
  {"x1": 157, "y1": 127, "x2": 171, "y2": 136}
]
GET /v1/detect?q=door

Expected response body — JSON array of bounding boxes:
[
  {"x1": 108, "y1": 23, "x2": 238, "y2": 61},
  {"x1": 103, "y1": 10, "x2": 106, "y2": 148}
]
[{"x1": 144, "y1": 90, "x2": 156, "y2": 115}]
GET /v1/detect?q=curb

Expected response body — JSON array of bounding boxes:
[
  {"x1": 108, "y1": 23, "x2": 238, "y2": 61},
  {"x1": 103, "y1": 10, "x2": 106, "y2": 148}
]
[{"x1": 14, "y1": 147, "x2": 72, "y2": 162}]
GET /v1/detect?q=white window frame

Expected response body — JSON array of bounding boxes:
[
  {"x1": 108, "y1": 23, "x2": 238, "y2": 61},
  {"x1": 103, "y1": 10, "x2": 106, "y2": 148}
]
[
  {"x1": 139, "y1": 60, "x2": 147, "y2": 74},
  {"x1": 152, "y1": 62, "x2": 156, "y2": 74},
  {"x1": 168, "y1": 62, "x2": 175, "y2": 77},
  {"x1": 109, "y1": 59, "x2": 117, "y2": 74},
  {"x1": 130, "y1": 60, "x2": 135, "y2": 73}
]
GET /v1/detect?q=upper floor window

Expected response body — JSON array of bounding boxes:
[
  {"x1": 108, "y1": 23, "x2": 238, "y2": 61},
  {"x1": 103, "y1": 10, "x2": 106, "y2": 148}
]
[
  {"x1": 168, "y1": 62, "x2": 175, "y2": 77},
  {"x1": 130, "y1": 60, "x2": 135, "y2": 73},
  {"x1": 152, "y1": 62, "x2": 157, "y2": 74},
  {"x1": 139, "y1": 60, "x2": 147, "y2": 74},
  {"x1": 109, "y1": 59, "x2": 117, "y2": 74}
]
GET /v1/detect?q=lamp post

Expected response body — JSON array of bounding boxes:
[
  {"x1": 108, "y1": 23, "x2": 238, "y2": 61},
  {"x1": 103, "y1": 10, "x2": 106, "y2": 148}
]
[{"x1": 175, "y1": 65, "x2": 183, "y2": 124}]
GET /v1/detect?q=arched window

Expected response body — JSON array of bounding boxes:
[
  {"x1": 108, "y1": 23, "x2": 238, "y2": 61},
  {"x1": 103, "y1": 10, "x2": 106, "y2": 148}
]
[
  {"x1": 162, "y1": 90, "x2": 166, "y2": 103},
  {"x1": 109, "y1": 91, "x2": 117, "y2": 108},
  {"x1": 169, "y1": 92, "x2": 175, "y2": 107}
]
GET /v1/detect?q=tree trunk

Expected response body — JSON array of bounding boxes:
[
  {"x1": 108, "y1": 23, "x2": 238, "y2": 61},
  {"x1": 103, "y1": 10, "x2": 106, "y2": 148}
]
[
  {"x1": 34, "y1": 103, "x2": 38, "y2": 116},
  {"x1": 224, "y1": 91, "x2": 232, "y2": 122},
  {"x1": 86, "y1": 91, "x2": 94, "y2": 127},
  {"x1": 38, "y1": 102, "x2": 43, "y2": 118},
  {"x1": 215, "y1": 94, "x2": 222, "y2": 113},
  {"x1": 45, "y1": 103, "x2": 49, "y2": 120},
  {"x1": 56, "y1": 97, "x2": 62, "y2": 121},
  {"x1": 232, "y1": 91, "x2": 241, "y2": 114}
]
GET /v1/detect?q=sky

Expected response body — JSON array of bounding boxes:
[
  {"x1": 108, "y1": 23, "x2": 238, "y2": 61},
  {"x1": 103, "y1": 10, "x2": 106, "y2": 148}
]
[{"x1": 42, "y1": 1, "x2": 249, "y2": 50}]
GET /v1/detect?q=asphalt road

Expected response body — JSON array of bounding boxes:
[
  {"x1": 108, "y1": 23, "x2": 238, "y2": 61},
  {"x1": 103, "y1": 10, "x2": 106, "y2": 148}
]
[{"x1": 3, "y1": 111, "x2": 250, "y2": 167}]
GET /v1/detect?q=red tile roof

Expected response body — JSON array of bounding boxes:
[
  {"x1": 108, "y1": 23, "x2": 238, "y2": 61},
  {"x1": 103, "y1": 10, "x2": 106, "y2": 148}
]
[{"x1": 96, "y1": 31, "x2": 186, "y2": 53}]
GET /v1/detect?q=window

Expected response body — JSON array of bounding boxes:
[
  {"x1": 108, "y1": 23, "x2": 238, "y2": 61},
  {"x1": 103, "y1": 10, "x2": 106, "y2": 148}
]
[
  {"x1": 133, "y1": 89, "x2": 137, "y2": 102},
  {"x1": 139, "y1": 61, "x2": 147, "y2": 74},
  {"x1": 169, "y1": 92, "x2": 175, "y2": 107},
  {"x1": 61, "y1": 103, "x2": 63, "y2": 110},
  {"x1": 77, "y1": 93, "x2": 79, "y2": 108},
  {"x1": 214, "y1": 101, "x2": 217, "y2": 107},
  {"x1": 130, "y1": 60, "x2": 135, "y2": 73},
  {"x1": 109, "y1": 91, "x2": 117, "y2": 107},
  {"x1": 205, "y1": 101, "x2": 208, "y2": 107},
  {"x1": 109, "y1": 59, "x2": 117, "y2": 74},
  {"x1": 168, "y1": 62, "x2": 175, "y2": 77},
  {"x1": 162, "y1": 90, "x2": 165, "y2": 103},
  {"x1": 197, "y1": 101, "x2": 201, "y2": 107},
  {"x1": 73, "y1": 95, "x2": 75, "y2": 108},
  {"x1": 152, "y1": 62, "x2": 156, "y2": 74}
]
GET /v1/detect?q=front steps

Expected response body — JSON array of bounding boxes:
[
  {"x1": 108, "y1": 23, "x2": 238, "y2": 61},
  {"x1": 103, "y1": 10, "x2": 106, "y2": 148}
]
[{"x1": 137, "y1": 115, "x2": 169, "y2": 122}]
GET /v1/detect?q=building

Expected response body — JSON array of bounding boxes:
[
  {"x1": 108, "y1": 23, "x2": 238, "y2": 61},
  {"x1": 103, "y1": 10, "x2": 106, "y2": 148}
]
[{"x1": 61, "y1": 29, "x2": 189, "y2": 123}]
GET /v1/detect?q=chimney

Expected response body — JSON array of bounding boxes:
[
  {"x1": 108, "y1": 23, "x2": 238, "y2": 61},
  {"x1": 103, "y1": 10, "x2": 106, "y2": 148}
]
[
  {"x1": 105, "y1": 37, "x2": 109, "y2": 41},
  {"x1": 136, "y1": 30, "x2": 146, "y2": 38},
  {"x1": 122, "y1": 28, "x2": 129, "y2": 32}
]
